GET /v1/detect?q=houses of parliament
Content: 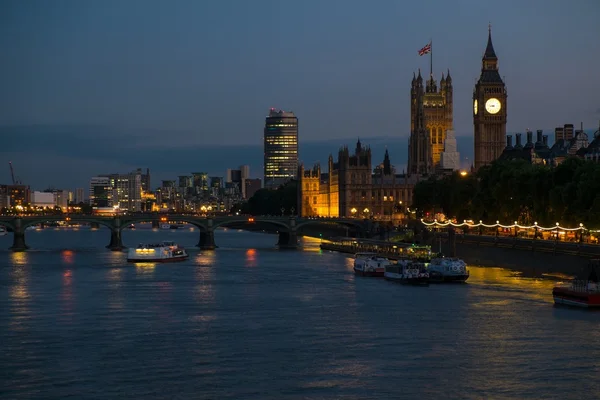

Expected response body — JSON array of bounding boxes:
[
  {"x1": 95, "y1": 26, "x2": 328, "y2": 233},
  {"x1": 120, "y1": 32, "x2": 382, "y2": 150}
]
[{"x1": 299, "y1": 28, "x2": 508, "y2": 220}]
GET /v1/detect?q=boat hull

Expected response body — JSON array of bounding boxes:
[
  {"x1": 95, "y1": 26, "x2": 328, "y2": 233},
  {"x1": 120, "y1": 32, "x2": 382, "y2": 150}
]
[
  {"x1": 429, "y1": 272, "x2": 469, "y2": 283},
  {"x1": 552, "y1": 287, "x2": 600, "y2": 308},
  {"x1": 354, "y1": 268, "x2": 384, "y2": 277},
  {"x1": 127, "y1": 254, "x2": 189, "y2": 263}
]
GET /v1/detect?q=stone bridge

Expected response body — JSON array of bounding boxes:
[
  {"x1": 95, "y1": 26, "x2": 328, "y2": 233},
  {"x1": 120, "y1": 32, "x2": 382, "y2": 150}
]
[{"x1": 0, "y1": 214, "x2": 368, "y2": 252}]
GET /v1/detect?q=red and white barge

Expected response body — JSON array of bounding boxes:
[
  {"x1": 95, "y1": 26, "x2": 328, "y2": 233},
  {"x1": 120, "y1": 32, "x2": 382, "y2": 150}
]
[{"x1": 552, "y1": 259, "x2": 600, "y2": 308}]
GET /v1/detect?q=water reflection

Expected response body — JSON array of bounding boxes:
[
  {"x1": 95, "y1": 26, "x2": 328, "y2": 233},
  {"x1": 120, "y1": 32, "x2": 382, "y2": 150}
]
[
  {"x1": 467, "y1": 266, "x2": 556, "y2": 304},
  {"x1": 9, "y1": 254, "x2": 31, "y2": 332},
  {"x1": 245, "y1": 248, "x2": 257, "y2": 268},
  {"x1": 61, "y1": 249, "x2": 75, "y2": 264},
  {"x1": 194, "y1": 253, "x2": 215, "y2": 305},
  {"x1": 135, "y1": 263, "x2": 156, "y2": 276},
  {"x1": 10, "y1": 251, "x2": 29, "y2": 266},
  {"x1": 106, "y1": 267, "x2": 125, "y2": 311},
  {"x1": 61, "y1": 269, "x2": 74, "y2": 316}
]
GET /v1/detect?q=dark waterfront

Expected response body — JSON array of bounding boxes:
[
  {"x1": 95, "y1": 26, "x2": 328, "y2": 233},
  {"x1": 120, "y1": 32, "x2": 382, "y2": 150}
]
[{"x1": 1, "y1": 228, "x2": 599, "y2": 399}]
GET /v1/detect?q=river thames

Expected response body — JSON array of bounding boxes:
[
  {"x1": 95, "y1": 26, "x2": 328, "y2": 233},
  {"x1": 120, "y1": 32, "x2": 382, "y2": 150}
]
[{"x1": 0, "y1": 227, "x2": 598, "y2": 399}]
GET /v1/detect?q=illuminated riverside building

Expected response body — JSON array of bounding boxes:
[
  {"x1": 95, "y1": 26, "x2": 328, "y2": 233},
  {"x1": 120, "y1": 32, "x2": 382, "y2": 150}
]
[
  {"x1": 264, "y1": 108, "x2": 298, "y2": 189},
  {"x1": 298, "y1": 140, "x2": 417, "y2": 222},
  {"x1": 89, "y1": 168, "x2": 145, "y2": 211}
]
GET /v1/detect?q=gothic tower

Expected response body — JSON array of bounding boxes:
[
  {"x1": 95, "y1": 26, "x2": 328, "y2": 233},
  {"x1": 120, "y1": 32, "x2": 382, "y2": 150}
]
[
  {"x1": 473, "y1": 26, "x2": 507, "y2": 170},
  {"x1": 408, "y1": 70, "x2": 433, "y2": 175}
]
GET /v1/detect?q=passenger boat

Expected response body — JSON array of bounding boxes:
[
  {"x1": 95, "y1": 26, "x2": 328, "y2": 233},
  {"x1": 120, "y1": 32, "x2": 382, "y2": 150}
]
[
  {"x1": 127, "y1": 241, "x2": 189, "y2": 263},
  {"x1": 0, "y1": 226, "x2": 6, "y2": 236},
  {"x1": 406, "y1": 245, "x2": 433, "y2": 262},
  {"x1": 428, "y1": 257, "x2": 469, "y2": 283},
  {"x1": 384, "y1": 259, "x2": 430, "y2": 285},
  {"x1": 353, "y1": 252, "x2": 391, "y2": 277},
  {"x1": 552, "y1": 259, "x2": 600, "y2": 308}
]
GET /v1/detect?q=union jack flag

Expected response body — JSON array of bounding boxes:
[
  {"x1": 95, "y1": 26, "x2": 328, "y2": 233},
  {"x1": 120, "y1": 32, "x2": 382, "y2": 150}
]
[{"x1": 418, "y1": 42, "x2": 431, "y2": 56}]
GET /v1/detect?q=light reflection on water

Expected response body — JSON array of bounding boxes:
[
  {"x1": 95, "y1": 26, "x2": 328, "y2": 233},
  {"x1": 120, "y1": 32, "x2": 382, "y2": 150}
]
[{"x1": 1, "y1": 230, "x2": 599, "y2": 399}]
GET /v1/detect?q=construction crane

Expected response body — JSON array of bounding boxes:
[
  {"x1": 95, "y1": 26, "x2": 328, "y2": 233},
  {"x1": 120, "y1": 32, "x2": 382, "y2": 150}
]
[{"x1": 8, "y1": 161, "x2": 17, "y2": 185}]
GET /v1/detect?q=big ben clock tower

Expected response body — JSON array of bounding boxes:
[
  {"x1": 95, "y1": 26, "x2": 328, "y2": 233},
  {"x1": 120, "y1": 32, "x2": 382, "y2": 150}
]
[{"x1": 473, "y1": 25, "x2": 507, "y2": 170}]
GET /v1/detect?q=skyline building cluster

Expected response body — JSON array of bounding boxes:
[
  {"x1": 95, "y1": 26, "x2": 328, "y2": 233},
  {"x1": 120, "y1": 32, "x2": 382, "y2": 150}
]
[{"x1": 1, "y1": 28, "x2": 599, "y2": 217}]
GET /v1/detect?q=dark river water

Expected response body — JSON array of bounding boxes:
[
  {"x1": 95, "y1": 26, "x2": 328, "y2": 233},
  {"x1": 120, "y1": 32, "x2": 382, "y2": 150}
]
[{"x1": 0, "y1": 227, "x2": 598, "y2": 399}]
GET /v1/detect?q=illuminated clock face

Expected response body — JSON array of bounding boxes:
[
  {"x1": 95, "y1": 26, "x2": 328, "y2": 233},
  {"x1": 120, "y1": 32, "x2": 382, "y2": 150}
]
[
  {"x1": 485, "y1": 98, "x2": 501, "y2": 114},
  {"x1": 473, "y1": 100, "x2": 478, "y2": 115}
]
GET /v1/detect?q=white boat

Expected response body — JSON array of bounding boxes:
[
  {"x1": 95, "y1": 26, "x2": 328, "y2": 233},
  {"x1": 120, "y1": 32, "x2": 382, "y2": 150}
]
[
  {"x1": 384, "y1": 259, "x2": 429, "y2": 285},
  {"x1": 160, "y1": 224, "x2": 171, "y2": 230},
  {"x1": 427, "y1": 257, "x2": 469, "y2": 283},
  {"x1": 0, "y1": 227, "x2": 6, "y2": 236},
  {"x1": 353, "y1": 252, "x2": 391, "y2": 277},
  {"x1": 127, "y1": 241, "x2": 189, "y2": 263}
]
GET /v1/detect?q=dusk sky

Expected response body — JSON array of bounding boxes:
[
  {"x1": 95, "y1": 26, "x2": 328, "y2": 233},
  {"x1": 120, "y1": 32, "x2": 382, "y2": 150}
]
[{"x1": 1, "y1": 0, "x2": 599, "y2": 189}]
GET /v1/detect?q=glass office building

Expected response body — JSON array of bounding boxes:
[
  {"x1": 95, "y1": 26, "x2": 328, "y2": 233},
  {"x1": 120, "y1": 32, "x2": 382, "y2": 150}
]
[{"x1": 263, "y1": 109, "x2": 298, "y2": 189}]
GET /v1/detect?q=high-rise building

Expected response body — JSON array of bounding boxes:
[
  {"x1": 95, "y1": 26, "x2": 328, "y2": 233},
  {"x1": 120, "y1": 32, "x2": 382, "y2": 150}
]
[
  {"x1": 473, "y1": 26, "x2": 507, "y2": 170},
  {"x1": 75, "y1": 188, "x2": 85, "y2": 204},
  {"x1": 191, "y1": 172, "x2": 209, "y2": 196},
  {"x1": 89, "y1": 177, "x2": 112, "y2": 208},
  {"x1": 0, "y1": 185, "x2": 9, "y2": 208},
  {"x1": 89, "y1": 170, "x2": 143, "y2": 211},
  {"x1": 264, "y1": 108, "x2": 298, "y2": 189},
  {"x1": 141, "y1": 168, "x2": 151, "y2": 194},
  {"x1": 240, "y1": 165, "x2": 250, "y2": 180},
  {"x1": 109, "y1": 171, "x2": 142, "y2": 212},
  {"x1": 210, "y1": 177, "x2": 223, "y2": 197}
]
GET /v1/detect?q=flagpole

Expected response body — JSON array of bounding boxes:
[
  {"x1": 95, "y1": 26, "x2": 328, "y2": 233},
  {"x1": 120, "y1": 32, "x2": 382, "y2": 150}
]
[{"x1": 430, "y1": 39, "x2": 433, "y2": 79}]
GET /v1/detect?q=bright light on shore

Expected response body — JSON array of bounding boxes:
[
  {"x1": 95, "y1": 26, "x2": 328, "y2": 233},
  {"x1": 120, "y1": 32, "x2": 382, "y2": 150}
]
[{"x1": 459, "y1": 170, "x2": 468, "y2": 177}]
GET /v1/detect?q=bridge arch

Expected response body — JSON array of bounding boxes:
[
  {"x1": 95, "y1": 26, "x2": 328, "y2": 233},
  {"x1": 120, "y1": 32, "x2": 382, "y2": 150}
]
[
  {"x1": 120, "y1": 215, "x2": 208, "y2": 232},
  {"x1": 212, "y1": 217, "x2": 291, "y2": 232},
  {"x1": 295, "y1": 219, "x2": 366, "y2": 232},
  {"x1": 20, "y1": 216, "x2": 115, "y2": 230}
]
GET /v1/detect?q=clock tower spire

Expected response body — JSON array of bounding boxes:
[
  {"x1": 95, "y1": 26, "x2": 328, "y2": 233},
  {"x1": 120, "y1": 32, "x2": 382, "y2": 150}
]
[{"x1": 473, "y1": 25, "x2": 507, "y2": 171}]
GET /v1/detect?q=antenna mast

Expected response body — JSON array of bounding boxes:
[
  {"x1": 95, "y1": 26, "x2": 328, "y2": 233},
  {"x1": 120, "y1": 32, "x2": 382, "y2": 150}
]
[{"x1": 8, "y1": 161, "x2": 16, "y2": 185}]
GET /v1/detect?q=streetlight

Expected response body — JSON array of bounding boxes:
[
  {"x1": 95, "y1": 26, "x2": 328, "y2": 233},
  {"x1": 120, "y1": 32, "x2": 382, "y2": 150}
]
[
  {"x1": 459, "y1": 170, "x2": 468, "y2": 177},
  {"x1": 351, "y1": 207, "x2": 357, "y2": 218}
]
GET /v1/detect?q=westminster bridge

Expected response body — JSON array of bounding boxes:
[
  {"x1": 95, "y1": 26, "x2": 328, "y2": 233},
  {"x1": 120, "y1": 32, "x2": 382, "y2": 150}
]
[{"x1": 0, "y1": 214, "x2": 370, "y2": 252}]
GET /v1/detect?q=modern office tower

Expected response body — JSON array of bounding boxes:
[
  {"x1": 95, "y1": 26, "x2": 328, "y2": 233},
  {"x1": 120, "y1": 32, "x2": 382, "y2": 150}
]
[
  {"x1": 191, "y1": 172, "x2": 209, "y2": 196},
  {"x1": 89, "y1": 170, "x2": 143, "y2": 211},
  {"x1": 89, "y1": 177, "x2": 112, "y2": 207},
  {"x1": 141, "y1": 168, "x2": 151, "y2": 194},
  {"x1": 264, "y1": 108, "x2": 298, "y2": 189},
  {"x1": 210, "y1": 177, "x2": 223, "y2": 197},
  {"x1": 109, "y1": 170, "x2": 143, "y2": 212}
]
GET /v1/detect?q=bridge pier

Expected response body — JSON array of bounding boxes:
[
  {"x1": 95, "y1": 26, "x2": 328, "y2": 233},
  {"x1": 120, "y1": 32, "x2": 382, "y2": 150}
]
[
  {"x1": 197, "y1": 229, "x2": 216, "y2": 250},
  {"x1": 152, "y1": 220, "x2": 160, "y2": 229},
  {"x1": 90, "y1": 222, "x2": 100, "y2": 229},
  {"x1": 106, "y1": 228, "x2": 124, "y2": 251},
  {"x1": 277, "y1": 230, "x2": 298, "y2": 249},
  {"x1": 10, "y1": 218, "x2": 28, "y2": 252}
]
